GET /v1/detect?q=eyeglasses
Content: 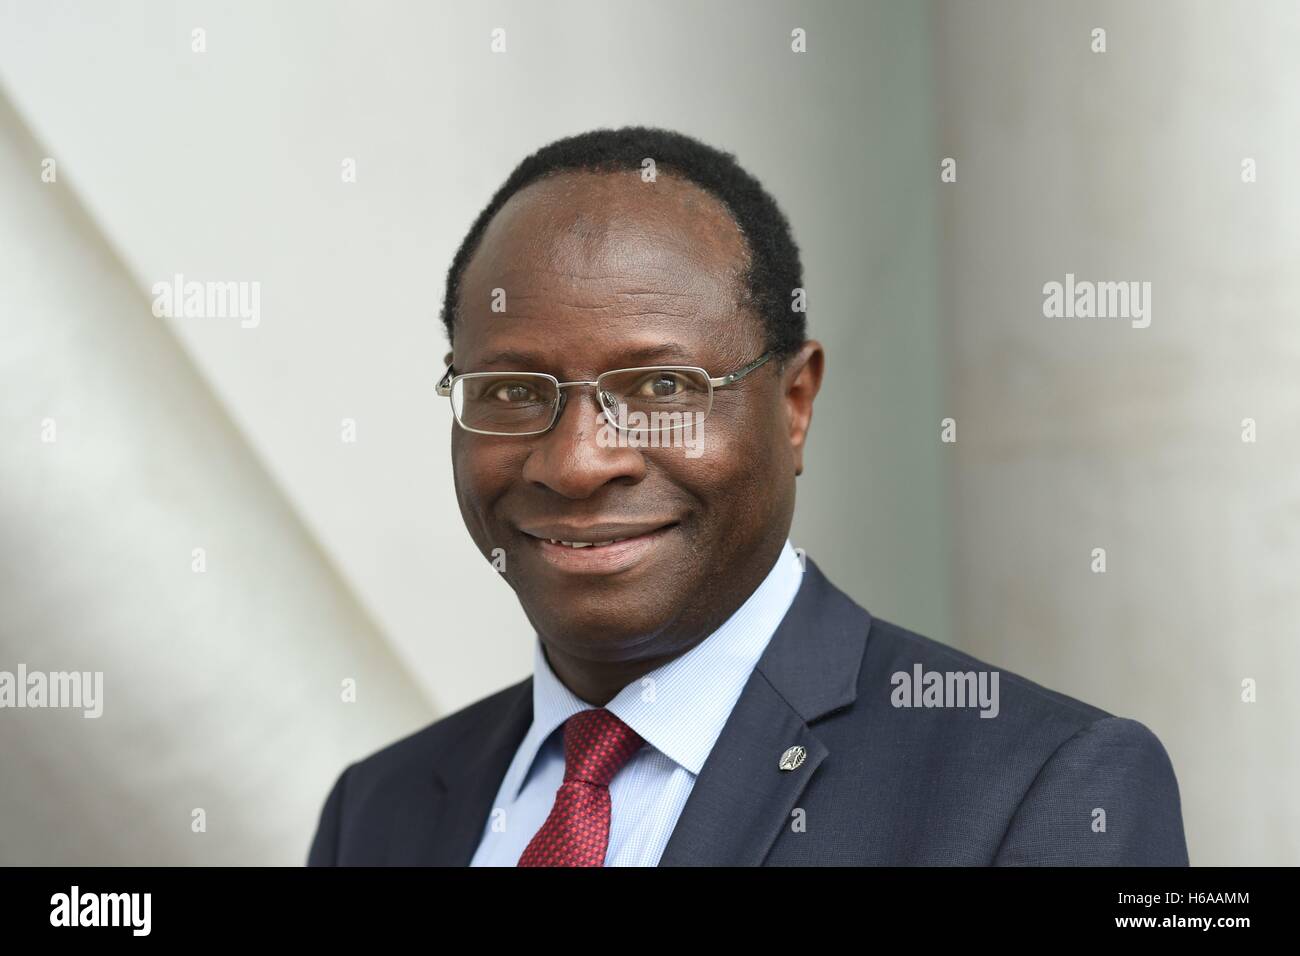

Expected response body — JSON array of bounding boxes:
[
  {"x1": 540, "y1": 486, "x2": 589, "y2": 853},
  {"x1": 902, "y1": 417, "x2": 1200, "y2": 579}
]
[{"x1": 436, "y1": 351, "x2": 774, "y2": 436}]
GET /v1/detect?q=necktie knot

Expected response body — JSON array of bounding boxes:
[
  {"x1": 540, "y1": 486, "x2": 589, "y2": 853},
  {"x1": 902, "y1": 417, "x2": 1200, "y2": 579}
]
[{"x1": 563, "y1": 707, "x2": 645, "y2": 788}]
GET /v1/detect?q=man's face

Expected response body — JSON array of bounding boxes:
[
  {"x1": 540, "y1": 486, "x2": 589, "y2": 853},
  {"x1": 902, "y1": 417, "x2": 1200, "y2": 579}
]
[{"x1": 450, "y1": 169, "x2": 816, "y2": 665}]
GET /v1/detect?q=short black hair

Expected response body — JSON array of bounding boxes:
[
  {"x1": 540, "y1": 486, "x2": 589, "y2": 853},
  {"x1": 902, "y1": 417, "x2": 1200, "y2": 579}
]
[{"x1": 440, "y1": 125, "x2": 806, "y2": 359}]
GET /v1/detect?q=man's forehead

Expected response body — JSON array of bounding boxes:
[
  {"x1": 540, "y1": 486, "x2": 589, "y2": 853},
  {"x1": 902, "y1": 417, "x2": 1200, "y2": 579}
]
[
  {"x1": 462, "y1": 169, "x2": 750, "y2": 292},
  {"x1": 456, "y1": 308, "x2": 753, "y2": 376}
]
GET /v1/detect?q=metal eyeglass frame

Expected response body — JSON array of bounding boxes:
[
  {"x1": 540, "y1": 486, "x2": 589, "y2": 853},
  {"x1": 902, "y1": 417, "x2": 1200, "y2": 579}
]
[{"x1": 436, "y1": 350, "x2": 775, "y2": 436}]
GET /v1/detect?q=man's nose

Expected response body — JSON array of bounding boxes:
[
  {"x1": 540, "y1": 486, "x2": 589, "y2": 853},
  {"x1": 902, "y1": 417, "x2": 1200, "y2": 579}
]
[{"x1": 520, "y1": 387, "x2": 646, "y2": 498}]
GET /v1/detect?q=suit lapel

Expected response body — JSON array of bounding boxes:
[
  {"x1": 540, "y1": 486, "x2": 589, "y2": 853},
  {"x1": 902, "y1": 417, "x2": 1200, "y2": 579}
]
[
  {"x1": 657, "y1": 558, "x2": 870, "y2": 865},
  {"x1": 414, "y1": 677, "x2": 533, "y2": 866}
]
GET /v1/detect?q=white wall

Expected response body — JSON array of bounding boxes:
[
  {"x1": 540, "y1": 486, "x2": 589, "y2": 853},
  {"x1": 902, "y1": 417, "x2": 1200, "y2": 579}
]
[
  {"x1": 0, "y1": 90, "x2": 431, "y2": 864},
  {"x1": 936, "y1": 0, "x2": 1300, "y2": 864}
]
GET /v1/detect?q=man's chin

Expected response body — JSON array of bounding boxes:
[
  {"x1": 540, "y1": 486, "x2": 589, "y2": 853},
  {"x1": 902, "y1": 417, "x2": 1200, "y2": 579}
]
[{"x1": 524, "y1": 600, "x2": 679, "y2": 659}]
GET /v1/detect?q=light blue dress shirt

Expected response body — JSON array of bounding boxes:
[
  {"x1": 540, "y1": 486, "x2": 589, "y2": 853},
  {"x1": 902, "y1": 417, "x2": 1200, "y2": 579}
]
[{"x1": 470, "y1": 538, "x2": 805, "y2": 866}]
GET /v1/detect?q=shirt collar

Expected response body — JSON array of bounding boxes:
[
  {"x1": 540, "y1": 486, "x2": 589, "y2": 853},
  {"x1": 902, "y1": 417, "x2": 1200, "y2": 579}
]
[{"x1": 504, "y1": 539, "x2": 806, "y2": 801}]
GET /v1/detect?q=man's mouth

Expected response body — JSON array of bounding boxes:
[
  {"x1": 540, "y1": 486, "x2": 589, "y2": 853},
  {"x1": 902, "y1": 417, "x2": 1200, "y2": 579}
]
[
  {"x1": 544, "y1": 538, "x2": 632, "y2": 549},
  {"x1": 518, "y1": 521, "x2": 680, "y2": 573}
]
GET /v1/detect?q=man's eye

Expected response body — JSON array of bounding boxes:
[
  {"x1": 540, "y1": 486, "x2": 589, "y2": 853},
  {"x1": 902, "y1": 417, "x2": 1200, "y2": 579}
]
[
  {"x1": 634, "y1": 373, "x2": 687, "y2": 398},
  {"x1": 490, "y1": 381, "x2": 540, "y2": 403}
]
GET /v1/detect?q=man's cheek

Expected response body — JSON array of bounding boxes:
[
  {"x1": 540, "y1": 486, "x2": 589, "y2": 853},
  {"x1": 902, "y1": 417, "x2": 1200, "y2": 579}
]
[
  {"x1": 460, "y1": 450, "x2": 527, "y2": 532},
  {"x1": 452, "y1": 463, "x2": 497, "y2": 541}
]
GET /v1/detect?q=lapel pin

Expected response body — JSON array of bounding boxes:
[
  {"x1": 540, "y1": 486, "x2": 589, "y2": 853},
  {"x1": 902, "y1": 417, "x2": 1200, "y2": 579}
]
[{"x1": 778, "y1": 745, "x2": 807, "y2": 772}]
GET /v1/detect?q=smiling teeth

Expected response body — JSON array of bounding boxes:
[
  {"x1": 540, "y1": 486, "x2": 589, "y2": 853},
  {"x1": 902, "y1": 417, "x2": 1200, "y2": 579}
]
[{"x1": 547, "y1": 538, "x2": 629, "y2": 548}]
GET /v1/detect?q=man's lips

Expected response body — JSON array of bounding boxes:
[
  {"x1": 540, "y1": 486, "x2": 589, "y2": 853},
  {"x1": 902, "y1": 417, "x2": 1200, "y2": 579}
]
[
  {"x1": 518, "y1": 521, "x2": 678, "y2": 546},
  {"x1": 517, "y1": 521, "x2": 680, "y2": 574}
]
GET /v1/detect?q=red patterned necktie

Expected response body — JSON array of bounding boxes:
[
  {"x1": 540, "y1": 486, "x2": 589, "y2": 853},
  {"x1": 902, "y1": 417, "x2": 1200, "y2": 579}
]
[{"x1": 517, "y1": 708, "x2": 645, "y2": 867}]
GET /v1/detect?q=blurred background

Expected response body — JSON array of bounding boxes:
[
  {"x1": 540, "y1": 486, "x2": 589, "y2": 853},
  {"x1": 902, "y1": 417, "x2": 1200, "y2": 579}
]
[{"x1": 0, "y1": 0, "x2": 1295, "y2": 865}]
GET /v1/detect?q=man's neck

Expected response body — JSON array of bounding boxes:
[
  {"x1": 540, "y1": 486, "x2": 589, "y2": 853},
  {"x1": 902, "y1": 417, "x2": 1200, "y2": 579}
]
[{"x1": 540, "y1": 640, "x2": 689, "y2": 707}]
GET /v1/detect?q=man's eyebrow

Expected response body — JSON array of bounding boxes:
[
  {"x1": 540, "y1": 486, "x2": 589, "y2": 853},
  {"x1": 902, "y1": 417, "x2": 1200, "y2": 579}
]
[
  {"x1": 471, "y1": 343, "x2": 695, "y2": 370},
  {"x1": 473, "y1": 349, "x2": 542, "y2": 368},
  {"x1": 607, "y1": 344, "x2": 696, "y2": 365}
]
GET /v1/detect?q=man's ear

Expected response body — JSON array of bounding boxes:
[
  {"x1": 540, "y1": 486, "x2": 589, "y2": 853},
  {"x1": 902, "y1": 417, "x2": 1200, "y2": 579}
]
[
  {"x1": 782, "y1": 340, "x2": 824, "y2": 477},
  {"x1": 443, "y1": 350, "x2": 454, "y2": 366}
]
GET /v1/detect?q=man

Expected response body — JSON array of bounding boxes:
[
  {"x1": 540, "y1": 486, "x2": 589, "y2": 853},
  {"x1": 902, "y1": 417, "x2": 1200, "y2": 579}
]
[{"x1": 307, "y1": 126, "x2": 1189, "y2": 866}]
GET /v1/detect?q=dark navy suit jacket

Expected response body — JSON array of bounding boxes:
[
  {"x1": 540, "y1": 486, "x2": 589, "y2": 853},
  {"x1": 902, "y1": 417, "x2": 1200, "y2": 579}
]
[{"x1": 307, "y1": 558, "x2": 1189, "y2": 865}]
